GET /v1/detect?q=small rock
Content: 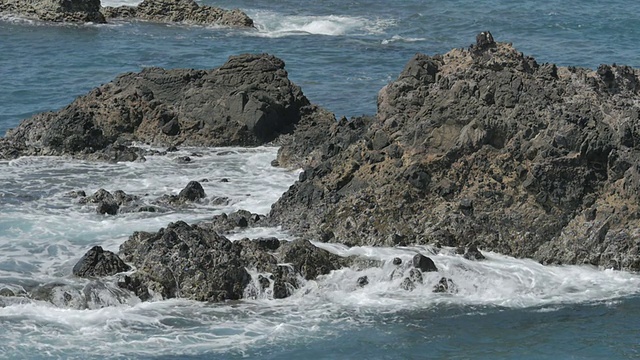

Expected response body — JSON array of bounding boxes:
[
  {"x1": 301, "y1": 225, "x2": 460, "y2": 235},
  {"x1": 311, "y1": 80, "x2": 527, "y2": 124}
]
[
  {"x1": 392, "y1": 257, "x2": 402, "y2": 265},
  {"x1": 219, "y1": 178, "x2": 229, "y2": 183},
  {"x1": 357, "y1": 276, "x2": 369, "y2": 287},
  {"x1": 401, "y1": 278, "x2": 415, "y2": 291},
  {"x1": 97, "y1": 201, "x2": 119, "y2": 215},
  {"x1": 73, "y1": 246, "x2": 131, "y2": 278},
  {"x1": 257, "y1": 275, "x2": 271, "y2": 290},
  {"x1": 412, "y1": 254, "x2": 438, "y2": 272},
  {"x1": 176, "y1": 156, "x2": 191, "y2": 163},
  {"x1": 433, "y1": 277, "x2": 457, "y2": 293},
  {"x1": 408, "y1": 268, "x2": 423, "y2": 284},
  {"x1": 178, "y1": 181, "x2": 206, "y2": 202},
  {"x1": 463, "y1": 244, "x2": 485, "y2": 260}
]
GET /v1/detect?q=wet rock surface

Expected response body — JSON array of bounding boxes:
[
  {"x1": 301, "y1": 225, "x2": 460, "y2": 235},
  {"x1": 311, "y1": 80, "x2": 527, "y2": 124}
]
[
  {"x1": 0, "y1": 0, "x2": 252, "y2": 27},
  {"x1": 116, "y1": 221, "x2": 352, "y2": 302},
  {"x1": 102, "y1": 0, "x2": 253, "y2": 28},
  {"x1": 0, "y1": 53, "x2": 316, "y2": 161},
  {"x1": 270, "y1": 32, "x2": 640, "y2": 271},
  {"x1": 73, "y1": 246, "x2": 131, "y2": 278},
  {"x1": 0, "y1": 0, "x2": 106, "y2": 23}
]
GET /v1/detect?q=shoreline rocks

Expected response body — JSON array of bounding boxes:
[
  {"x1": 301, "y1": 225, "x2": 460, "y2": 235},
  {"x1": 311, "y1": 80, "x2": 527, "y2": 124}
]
[
  {"x1": 0, "y1": 53, "x2": 321, "y2": 161},
  {"x1": 115, "y1": 221, "x2": 351, "y2": 301},
  {"x1": 0, "y1": 0, "x2": 254, "y2": 27},
  {"x1": 0, "y1": 0, "x2": 106, "y2": 23},
  {"x1": 269, "y1": 32, "x2": 640, "y2": 272},
  {"x1": 103, "y1": 0, "x2": 254, "y2": 28}
]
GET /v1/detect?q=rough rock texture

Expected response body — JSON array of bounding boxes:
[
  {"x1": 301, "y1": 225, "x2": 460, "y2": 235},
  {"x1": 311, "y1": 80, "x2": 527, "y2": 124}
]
[
  {"x1": 73, "y1": 246, "x2": 131, "y2": 278},
  {"x1": 0, "y1": 0, "x2": 106, "y2": 23},
  {"x1": 0, "y1": 53, "x2": 315, "y2": 161},
  {"x1": 117, "y1": 221, "x2": 350, "y2": 302},
  {"x1": 102, "y1": 0, "x2": 253, "y2": 28},
  {"x1": 270, "y1": 32, "x2": 640, "y2": 271}
]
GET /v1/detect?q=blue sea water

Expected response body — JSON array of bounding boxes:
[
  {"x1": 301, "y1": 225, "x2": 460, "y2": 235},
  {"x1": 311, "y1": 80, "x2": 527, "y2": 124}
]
[{"x1": 1, "y1": 0, "x2": 640, "y2": 358}]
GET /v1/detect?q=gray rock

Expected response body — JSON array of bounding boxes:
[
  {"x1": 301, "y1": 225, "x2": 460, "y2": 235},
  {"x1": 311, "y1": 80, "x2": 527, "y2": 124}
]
[
  {"x1": 73, "y1": 246, "x2": 131, "y2": 278},
  {"x1": 96, "y1": 201, "x2": 119, "y2": 215},
  {"x1": 117, "y1": 221, "x2": 351, "y2": 302},
  {"x1": 0, "y1": 0, "x2": 105, "y2": 23},
  {"x1": 102, "y1": 0, "x2": 253, "y2": 28},
  {"x1": 178, "y1": 181, "x2": 205, "y2": 202},
  {"x1": 268, "y1": 33, "x2": 640, "y2": 271},
  {"x1": 0, "y1": 53, "x2": 316, "y2": 161},
  {"x1": 412, "y1": 254, "x2": 438, "y2": 273}
]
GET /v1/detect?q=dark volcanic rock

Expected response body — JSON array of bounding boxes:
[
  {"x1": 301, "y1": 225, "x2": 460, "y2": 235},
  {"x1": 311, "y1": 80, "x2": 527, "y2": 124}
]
[
  {"x1": 119, "y1": 221, "x2": 252, "y2": 301},
  {"x1": 412, "y1": 254, "x2": 438, "y2": 273},
  {"x1": 433, "y1": 277, "x2": 456, "y2": 293},
  {"x1": 269, "y1": 32, "x2": 640, "y2": 271},
  {"x1": 0, "y1": 53, "x2": 317, "y2": 161},
  {"x1": 96, "y1": 201, "x2": 119, "y2": 215},
  {"x1": 102, "y1": 0, "x2": 253, "y2": 28},
  {"x1": 73, "y1": 246, "x2": 131, "y2": 278},
  {"x1": 0, "y1": 0, "x2": 106, "y2": 23},
  {"x1": 201, "y1": 210, "x2": 265, "y2": 234},
  {"x1": 178, "y1": 181, "x2": 206, "y2": 202},
  {"x1": 117, "y1": 221, "x2": 351, "y2": 302}
]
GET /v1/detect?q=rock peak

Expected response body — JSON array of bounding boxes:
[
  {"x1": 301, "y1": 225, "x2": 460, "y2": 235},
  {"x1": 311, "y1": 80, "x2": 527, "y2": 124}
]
[{"x1": 474, "y1": 31, "x2": 496, "y2": 50}]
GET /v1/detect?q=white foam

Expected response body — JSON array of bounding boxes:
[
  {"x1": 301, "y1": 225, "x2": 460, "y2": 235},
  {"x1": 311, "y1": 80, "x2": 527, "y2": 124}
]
[
  {"x1": 381, "y1": 34, "x2": 427, "y2": 45},
  {"x1": 0, "y1": 146, "x2": 298, "y2": 282},
  {"x1": 246, "y1": 10, "x2": 395, "y2": 38},
  {"x1": 2, "y1": 148, "x2": 640, "y2": 357},
  {"x1": 100, "y1": 0, "x2": 143, "y2": 7}
]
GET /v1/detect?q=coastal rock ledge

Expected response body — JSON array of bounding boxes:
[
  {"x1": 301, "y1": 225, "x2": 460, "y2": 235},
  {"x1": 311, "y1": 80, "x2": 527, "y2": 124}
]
[
  {"x1": 271, "y1": 32, "x2": 640, "y2": 271},
  {"x1": 102, "y1": 0, "x2": 254, "y2": 28},
  {"x1": 0, "y1": 53, "x2": 333, "y2": 161},
  {"x1": 0, "y1": 0, "x2": 254, "y2": 27}
]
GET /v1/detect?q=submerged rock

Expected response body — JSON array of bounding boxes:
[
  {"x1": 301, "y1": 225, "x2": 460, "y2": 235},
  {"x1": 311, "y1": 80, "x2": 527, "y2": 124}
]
[
  {"x1": 269, "y1": 32, "x2": 640, "y2": 271},
  {"x1": 0, "y1": 53, "x2": 320, "y2": 161}
]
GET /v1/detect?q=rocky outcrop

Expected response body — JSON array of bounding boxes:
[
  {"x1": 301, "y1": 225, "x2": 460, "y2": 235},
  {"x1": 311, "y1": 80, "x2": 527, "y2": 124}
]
[
  {"x1": 0, "y1": 0, "x2": 253, "y2": 27},
  {"x1": 73, "y1": 246, "x2": 131, "y2": 278},
  {"x1": 116, "y1": 221, "x2": 351, "y2": 302},
  {"x1": 0, "y1": 0, "x2": 106, "y2": 23},
  {"x1": 270, "y1": 32, "x2": 640, "y2": 271},
  {"x1": 0, "y1": 53, "x2": 317, "y2": 161},
  {"x1": 102, "y1": 0, "x2": 253, "y2": 28}
]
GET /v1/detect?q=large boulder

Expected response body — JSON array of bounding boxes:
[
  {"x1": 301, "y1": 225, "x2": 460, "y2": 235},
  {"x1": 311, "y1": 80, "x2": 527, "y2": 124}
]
[
  {"x1": 117, "y1": 220, "x2": 351, "y2": 302},
  {"x1": 269, "y1": 32, "x2": 640, "y2": 271},
  {"x1": 102, "y1": 0, "x2": 253, "y2": 28},
  {"x1": 0, "y1": 53, "x2": 318, "y2": 161},
  {"x1": 0, "y1": 0, "x2": 105, "y2": 23}
]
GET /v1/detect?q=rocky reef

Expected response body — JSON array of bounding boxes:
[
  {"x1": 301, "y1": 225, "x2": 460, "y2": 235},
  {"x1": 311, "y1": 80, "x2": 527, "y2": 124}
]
[
  {"x1": 270, "y1": 32, "x2": 640, "y2": 271},
  {"x1": 5, "y1": 32, "x2": 640, "y2": 308},
  {"x1": 0, "y1": 0, "x2": 106, "y2": 23},
  {"x1": 0, "y1": 53, "x2": 333, "y2": 161},
  {"x1": 0, "y1": 0, "x2": 253, "y2": 27},
  {"x1": 102, "y1": 0, "x2": 253, "y2": 28}
]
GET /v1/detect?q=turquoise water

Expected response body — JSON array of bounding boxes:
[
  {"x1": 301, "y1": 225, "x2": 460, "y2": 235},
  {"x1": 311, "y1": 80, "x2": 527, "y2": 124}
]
[{"x1": 2, "y1": 0, "x2": 640, "y2": 358}]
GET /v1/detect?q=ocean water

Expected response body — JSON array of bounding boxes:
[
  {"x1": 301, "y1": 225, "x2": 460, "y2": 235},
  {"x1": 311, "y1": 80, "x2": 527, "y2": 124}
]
[{"x1": 1, "y1": 0, "x2": 640, "y2": 358}]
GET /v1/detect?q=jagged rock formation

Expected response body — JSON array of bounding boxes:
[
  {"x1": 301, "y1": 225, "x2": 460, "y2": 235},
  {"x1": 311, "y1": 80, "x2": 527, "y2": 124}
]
[
  {"x1": 73, "y1": 246, "x2": 131, "y2": 278},
  {"x1": 270, "y1": 32, "x2": 640, "y2": 271},
  {"x1": 102, "y1": 0, "x2": 253, "y2": 28},
  {"x1": 116, "y1": 221, "x2": 350, "y2": 301},
  {"x1": 0, "y1": 53, "x2": 332, "y2": 162},
  {"x1": 0, "y1": 0, "x2": 253, "y2": 27},
  {"x1": 0, "y1": 0, "x2": 106, "y2": 23}
]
